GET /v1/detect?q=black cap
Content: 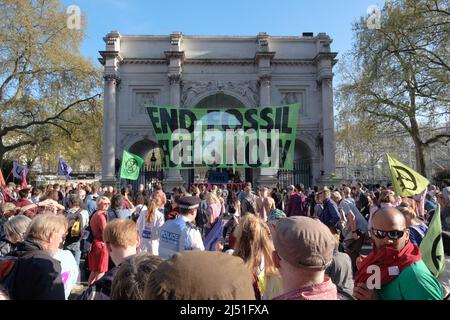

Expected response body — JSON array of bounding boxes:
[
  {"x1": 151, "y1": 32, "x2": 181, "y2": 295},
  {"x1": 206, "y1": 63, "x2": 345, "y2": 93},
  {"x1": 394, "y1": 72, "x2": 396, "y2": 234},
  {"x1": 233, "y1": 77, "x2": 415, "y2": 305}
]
[{"x1": 178, "y1": 196, "x2": 201, "y2": 210}]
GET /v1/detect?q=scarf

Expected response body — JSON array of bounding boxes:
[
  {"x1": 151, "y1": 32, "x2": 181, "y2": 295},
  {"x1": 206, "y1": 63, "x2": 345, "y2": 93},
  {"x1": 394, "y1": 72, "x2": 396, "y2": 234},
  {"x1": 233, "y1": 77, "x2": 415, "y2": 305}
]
[{"x1": 355, "y1": 241, "x2": 421, "y2": 287}]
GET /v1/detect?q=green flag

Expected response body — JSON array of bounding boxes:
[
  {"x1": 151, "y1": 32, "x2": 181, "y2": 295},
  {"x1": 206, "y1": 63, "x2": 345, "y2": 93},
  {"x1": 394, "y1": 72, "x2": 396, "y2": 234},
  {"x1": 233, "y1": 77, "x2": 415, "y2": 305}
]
[
  {"x1": 420, "y1": 205, "x2": 445, "y2": 277},
  {"x1": 386, "y1": 154, "x2": 429, "y2": 197},
  {"x1": 120, "y1": 151, "x2": 144, "y2": 180}
]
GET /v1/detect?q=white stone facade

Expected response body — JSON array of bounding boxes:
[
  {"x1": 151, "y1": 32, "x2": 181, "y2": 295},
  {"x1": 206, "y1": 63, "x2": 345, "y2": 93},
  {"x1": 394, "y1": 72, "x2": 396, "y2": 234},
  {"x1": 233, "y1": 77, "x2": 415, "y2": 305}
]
[{"x1": 99, "y1": 31, "x2": 337, "y2": 189}]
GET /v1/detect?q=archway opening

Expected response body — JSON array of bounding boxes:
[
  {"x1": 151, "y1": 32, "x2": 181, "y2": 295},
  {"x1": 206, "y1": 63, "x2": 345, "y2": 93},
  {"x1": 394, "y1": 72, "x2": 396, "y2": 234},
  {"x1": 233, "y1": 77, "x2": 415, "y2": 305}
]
[
  {"x1": 278, "y1": 139, "x2": 313, "y2": 189},
  {"x1": 121, "y1": 139, "x2": 163, "y2": 190},
  {"x1": 182, "y1": 93, "x2": 251, "y2": 188}
]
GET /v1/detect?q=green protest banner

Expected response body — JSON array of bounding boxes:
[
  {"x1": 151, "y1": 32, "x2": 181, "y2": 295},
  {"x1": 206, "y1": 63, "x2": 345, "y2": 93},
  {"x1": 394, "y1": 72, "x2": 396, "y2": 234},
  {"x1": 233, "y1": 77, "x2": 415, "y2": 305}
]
[
  {"x1": 145, "y1": 103, "x2": 300, "y2": 169},
  {"x1": 120, "y1": 150, "x2": 144, "y2": 180}
]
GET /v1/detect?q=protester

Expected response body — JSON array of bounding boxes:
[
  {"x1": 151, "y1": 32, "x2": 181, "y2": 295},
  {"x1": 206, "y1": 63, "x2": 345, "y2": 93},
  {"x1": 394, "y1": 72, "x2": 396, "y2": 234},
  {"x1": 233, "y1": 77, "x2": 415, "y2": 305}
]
[
  {"x1": 87, "y1": 196, "x2": 110, "y2": 285},
  {"x1": 152, "y1": 183, "x2": 167, "y2": 213},
  {"x1": 241, "y1": 186, "x2": 257, "y2": 215},
  {"x1": 0, "y1": 215, "x2": 32, "y2": 256},
  {"x1": 233, "y1": 214, "x2": 280, "y2": 299},
  {"x1": 272, "y1": 216, "x2": 342, "y2": 300},
  {"x1": 15, "y1": 188, "x2": 33, "y2": 209},
  {"x1": 6, "y1": 214, "x2": 67, "y2": 300},
  {"x1": 111, "y1": 253, "x2": 164, "y2": 300},
  {"x1": 64, "y1": 194, "x2": 89, "y2": 267},
  {"x1": 397, "y1": 205, "x2": 428, "y2": 246},
  {"x1": 158, "y1": 196, "x2": 204, "y2": 260},
  {"x1": 440, "y1": 230, "x2": 450, "y2": 299},
  {"x1": 53, "y1": 248, "x2": 79, "y2": 299},
  {"x1": 108, "y1": 194, "x2": 133, "y2": 220},
  {"x1": 137, "y1": 198, "x2": 164, "y2": 255},
  {"x1": 325, "y1": 240, "x2": 354, "y2": 299},
  {"x1": 79, "y1": 219, "x2": 140, "y2": 300},
  {"x1": 286, "y1": 184, "x2": 309, "y2": 217},
  {"x1": 351, "y1": 183, "x2": 370, "y2": 219},
  {"x1": 144, "y1": 251, "x2": 256, "y2": 299},
  {"x1": 316, "y1": 187, "x2": 341, "y2": 241},
  {"x1": 331, "y1": 191, "x2": 368, "y2": 270},
  {"x1": 133, "y1": 194, "x2": 147, "y2": 222},
  {"x1": 205, "y1": 191, "x2": 222, "y2": 236},
  {"x1": 353, "y1": 207, "x2": 442, "y2": 300}
]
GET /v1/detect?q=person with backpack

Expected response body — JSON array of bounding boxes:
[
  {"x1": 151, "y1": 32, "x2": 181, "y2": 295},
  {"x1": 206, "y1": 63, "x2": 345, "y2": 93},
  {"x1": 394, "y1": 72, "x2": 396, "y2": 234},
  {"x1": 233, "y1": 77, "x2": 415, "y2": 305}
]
[
  {"x1": 64, "y1": 194, "x2": 89, "y2": 267},
  {"x1": 79, "y1": 219, "x2": 140, "y2": 300},
  {"x1": 241, "y1": 186, "x2": 257, "y2": 216},
  {"x1": 1, "y1": 214, "x2": 67, "y2": 300}
]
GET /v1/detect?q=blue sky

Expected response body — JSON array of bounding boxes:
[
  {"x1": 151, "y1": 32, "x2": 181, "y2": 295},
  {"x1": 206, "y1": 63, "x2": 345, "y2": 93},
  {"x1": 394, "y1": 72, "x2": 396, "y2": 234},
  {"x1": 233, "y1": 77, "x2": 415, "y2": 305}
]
[{"x1": 62, "y1": 0, "x2": 382, "y2": 81}]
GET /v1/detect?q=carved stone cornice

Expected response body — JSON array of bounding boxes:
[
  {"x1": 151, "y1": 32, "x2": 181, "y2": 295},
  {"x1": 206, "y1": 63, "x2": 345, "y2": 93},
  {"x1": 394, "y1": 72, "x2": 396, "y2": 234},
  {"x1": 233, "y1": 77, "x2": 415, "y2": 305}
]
[
  {"x1": 121, "y1": 58, "x2": 168, "y2": 65},
  {"x1": 168, "y1": 74, "x2": 181, "y2": 85},
  {"x1": 258, "y1": 74, "x2": 272, "y2": 87},
  {"x1": 313, "y1": 52, "x2": 338, "y2": 66},
  {"x1": 272, "y1": 59, "x2": 315, "y2": 65},
  {"x1": 255, "y1": 51, "x2": 276, "y2": 64},
  {"x1": 98, "y1": 51, "x2": 123, "y2": 66},
  {"x1": 180, "y1": 80, "x2": 259, "y2": 107},
  {"x1": 103, "y1": 74, "x2": 121, "y2": 85},
  {"x1": 164, "y1": 51, "x2": 185, "y2": 62},
  {"x1": 184, "y1": 59, "x2": 254, "y2": 65}
]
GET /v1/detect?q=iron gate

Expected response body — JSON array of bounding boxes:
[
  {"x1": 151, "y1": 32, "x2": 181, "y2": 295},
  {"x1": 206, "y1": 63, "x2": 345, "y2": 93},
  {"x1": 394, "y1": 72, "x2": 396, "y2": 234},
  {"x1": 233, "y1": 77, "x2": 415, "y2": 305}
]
[{"x1": 277, "y1": 160, "x2": 312, "y2": 190}]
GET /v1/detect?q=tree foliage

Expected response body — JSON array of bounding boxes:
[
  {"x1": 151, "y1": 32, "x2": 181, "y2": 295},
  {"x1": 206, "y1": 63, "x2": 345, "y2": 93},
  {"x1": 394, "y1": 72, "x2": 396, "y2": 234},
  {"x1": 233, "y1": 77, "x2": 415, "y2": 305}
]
[
  {"x1": 338, "y1": 0, "x2": 450, "y2": 175},
  {"x1": 0, "y1": 0, "x2": 102, "y2": 169}
]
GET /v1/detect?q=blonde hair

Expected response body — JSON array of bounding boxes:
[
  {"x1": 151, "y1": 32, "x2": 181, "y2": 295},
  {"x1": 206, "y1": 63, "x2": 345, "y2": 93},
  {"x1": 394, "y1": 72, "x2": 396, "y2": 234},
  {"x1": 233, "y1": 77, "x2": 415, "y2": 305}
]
[
  {"x1": 4, "y1": 215, "x2": 32, "y2": 243},
  {"x1": 103, "y1": 219, "x2": 138, "y2": 248},
  {"x1": 233, "y1": 214, "x2": 276, "y2": 276},
  {"x1": 96, "y1": 196, "x2": 111, "y2": 205},
  {"x1": 397, "y1": 206, "x2": 417, "y2": 221},
  {"x1": 25, "y1": 214, "x2": 68, "y2": 244},
  {"x1": 146, "y1": 198, "x2": 162, "y2": 224},
  {"x1": 206, "y1": 192, "x2": 220, "y2": 205}
]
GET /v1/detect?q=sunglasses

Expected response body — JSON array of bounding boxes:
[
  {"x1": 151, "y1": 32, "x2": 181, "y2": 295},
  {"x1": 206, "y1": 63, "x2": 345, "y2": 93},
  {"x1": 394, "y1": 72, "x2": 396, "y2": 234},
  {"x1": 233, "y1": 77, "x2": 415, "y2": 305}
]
[{"x1": 371, "y1": 228, "x2": 405, "y2": 240}]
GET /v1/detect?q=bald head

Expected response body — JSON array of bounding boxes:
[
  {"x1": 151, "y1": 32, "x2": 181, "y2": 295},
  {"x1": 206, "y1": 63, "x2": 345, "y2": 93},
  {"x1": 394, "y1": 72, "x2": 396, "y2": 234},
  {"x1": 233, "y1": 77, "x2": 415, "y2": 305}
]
[
  {"x1": 371, "y1": 208, "x2": 409, "y2": 250},
  {"x1": 371, "y1": 208, "x2": 406, "y2": 230}
]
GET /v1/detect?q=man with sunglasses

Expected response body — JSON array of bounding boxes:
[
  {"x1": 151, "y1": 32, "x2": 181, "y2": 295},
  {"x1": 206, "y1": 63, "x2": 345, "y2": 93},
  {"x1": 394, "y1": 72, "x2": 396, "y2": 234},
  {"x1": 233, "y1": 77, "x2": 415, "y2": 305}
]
[{"x1": 353, "y1": 207, "x2": 443, "y2": 300}]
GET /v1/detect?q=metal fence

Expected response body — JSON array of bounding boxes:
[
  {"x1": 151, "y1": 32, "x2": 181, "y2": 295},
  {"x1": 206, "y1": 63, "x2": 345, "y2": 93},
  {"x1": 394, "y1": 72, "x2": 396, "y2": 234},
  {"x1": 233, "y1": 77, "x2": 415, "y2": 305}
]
[
  {"x1": 277, "y1": 160, "x2": 312, "y2": 190},
  {"x1": 117, "y1": 164, "x2": 164, "y2": 191}
]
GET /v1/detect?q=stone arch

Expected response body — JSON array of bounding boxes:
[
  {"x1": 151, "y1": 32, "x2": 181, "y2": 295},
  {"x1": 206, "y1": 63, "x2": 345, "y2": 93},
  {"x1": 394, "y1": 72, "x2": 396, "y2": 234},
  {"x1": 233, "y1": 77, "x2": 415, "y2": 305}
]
[
  {"x1": 187, "y1": 89, "x2": 255, "y2": 108},
  {"x1": 180, "y1": 92, "x2": 255, "y2": 187}
]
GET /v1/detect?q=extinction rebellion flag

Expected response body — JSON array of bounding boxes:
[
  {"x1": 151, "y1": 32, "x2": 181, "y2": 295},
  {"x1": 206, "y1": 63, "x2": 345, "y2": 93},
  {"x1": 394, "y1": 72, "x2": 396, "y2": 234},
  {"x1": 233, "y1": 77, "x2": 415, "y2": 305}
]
[
  {"x1": 120, "y1": 151, "x2": 144, "y2": 180},
  {"x1": 386, "y1": 154, "x2": 429, "y2": 197},
  {"x1": 420, "y1": 205, "x2": 445, "y2": 277}
]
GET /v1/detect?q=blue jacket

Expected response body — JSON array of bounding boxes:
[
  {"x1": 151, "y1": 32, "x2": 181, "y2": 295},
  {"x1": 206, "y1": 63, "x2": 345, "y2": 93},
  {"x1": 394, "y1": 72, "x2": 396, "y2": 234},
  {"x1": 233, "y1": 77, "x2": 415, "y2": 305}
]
[{"x1": 320, "y1": 198, "x2": 341, "y2": 229}]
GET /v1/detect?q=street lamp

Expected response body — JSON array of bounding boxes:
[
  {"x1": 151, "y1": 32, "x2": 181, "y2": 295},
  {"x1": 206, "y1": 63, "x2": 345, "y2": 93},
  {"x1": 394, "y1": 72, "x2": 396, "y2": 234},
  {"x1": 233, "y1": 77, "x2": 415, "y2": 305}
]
[
  {"x1": 150, "y1": 151, "x2": 157, "y2": 169},
  {"x1": 150, "y1": 151, "x2": 157, "y2": 190}
]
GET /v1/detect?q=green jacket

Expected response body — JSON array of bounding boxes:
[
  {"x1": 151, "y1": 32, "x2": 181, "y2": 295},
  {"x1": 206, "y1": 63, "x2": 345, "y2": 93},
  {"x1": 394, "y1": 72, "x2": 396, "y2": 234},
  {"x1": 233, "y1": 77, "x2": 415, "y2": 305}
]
[{"x1": 377, "y1": 260, "x2": 443, "y2": 300}]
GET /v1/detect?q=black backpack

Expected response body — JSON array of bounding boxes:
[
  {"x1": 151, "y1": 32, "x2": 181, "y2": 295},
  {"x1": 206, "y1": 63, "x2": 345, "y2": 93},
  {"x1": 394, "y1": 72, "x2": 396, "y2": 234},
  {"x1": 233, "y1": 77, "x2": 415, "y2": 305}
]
[{"x1": 195, "y1": 201, "x2": 209, "y2": 228}]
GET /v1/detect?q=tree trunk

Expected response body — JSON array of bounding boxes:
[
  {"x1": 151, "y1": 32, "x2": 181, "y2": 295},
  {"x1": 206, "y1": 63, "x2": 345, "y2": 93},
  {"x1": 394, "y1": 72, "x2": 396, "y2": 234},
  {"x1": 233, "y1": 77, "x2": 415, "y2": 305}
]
[{"x1": 414, "y1": 140, "x2": 427, "y2": 177}]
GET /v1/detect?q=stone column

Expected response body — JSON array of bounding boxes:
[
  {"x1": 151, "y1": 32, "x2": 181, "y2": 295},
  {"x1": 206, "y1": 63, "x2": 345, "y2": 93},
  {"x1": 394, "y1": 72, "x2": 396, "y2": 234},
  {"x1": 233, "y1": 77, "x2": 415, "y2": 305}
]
[
  {"x1": 101, "y1": 75, "x2": 119, "y2": 186},
  {"x1": 163, "y1": 34, "x2": 185, "y2": 192},
  {"x1": 255, "y1": 33, "x2": 278, "y2": 189},
  {"x1": 320, "y1": 78, "x2": 335, "y2": 177},
  {"x1": 99, "y1": 31, "x2": 122, "y2": 186},
  {"x1": 257, "y1": 75, "x2": 278, "y2": 189}
]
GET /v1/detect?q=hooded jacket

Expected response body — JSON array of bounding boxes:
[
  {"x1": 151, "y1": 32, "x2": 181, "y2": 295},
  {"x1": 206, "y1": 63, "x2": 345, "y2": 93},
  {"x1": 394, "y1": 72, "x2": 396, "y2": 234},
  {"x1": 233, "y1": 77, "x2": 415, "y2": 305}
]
[{"x1": 7, "y1": 239, "x2": 65, "y2": 300}]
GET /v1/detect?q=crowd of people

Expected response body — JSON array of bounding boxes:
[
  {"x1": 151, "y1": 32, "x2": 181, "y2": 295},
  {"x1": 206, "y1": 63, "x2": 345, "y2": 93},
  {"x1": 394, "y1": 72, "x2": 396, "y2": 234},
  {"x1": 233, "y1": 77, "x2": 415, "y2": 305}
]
[{"x1": 0, "y1": 178, "x2": 449, "y2": 300}]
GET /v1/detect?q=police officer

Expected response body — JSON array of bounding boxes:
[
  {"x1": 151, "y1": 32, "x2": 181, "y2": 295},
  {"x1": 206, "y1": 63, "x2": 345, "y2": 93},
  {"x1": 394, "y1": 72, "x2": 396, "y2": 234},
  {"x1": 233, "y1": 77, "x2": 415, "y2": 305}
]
[{"x1": 159, "y1": 195, "x2": 205, "y2": 260}]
